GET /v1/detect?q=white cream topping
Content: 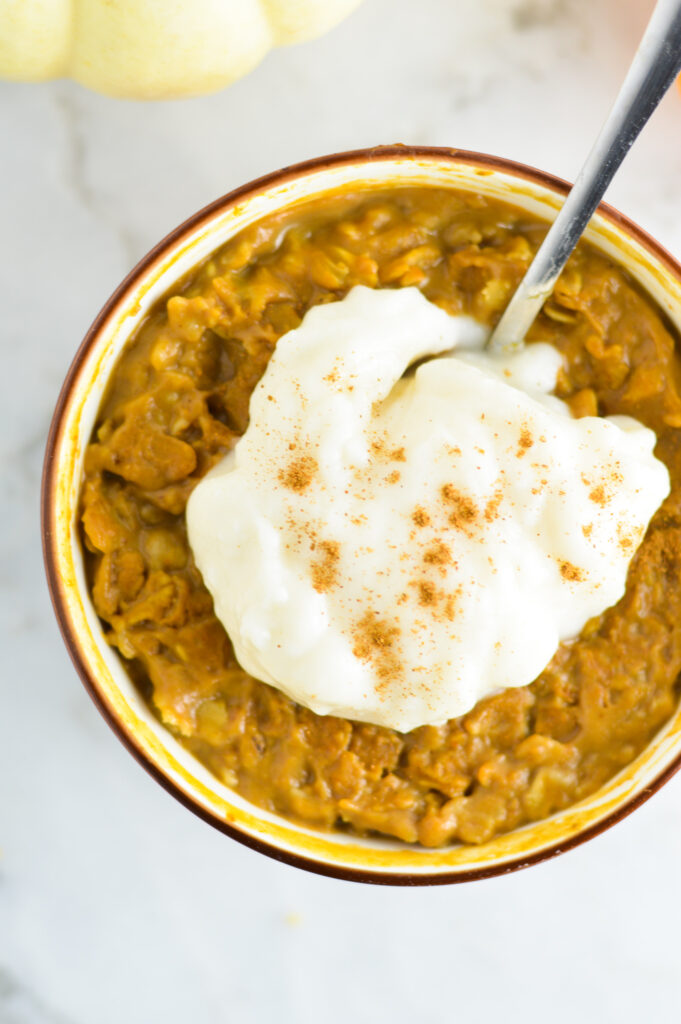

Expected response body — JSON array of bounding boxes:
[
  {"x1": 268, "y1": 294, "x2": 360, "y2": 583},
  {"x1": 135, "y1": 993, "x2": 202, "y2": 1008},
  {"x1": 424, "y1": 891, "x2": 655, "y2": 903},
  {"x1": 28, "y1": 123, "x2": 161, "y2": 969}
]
[{"x1": 187, "y1": 286, "x2": 670, "y2": 732}]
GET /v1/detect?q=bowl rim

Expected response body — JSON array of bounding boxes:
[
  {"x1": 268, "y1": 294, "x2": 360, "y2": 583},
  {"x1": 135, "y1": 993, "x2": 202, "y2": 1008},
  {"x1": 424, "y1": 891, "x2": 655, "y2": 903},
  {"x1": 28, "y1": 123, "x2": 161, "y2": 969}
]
[{"x1": 42, "y1": 143, "x2": 681, "y2": 885}]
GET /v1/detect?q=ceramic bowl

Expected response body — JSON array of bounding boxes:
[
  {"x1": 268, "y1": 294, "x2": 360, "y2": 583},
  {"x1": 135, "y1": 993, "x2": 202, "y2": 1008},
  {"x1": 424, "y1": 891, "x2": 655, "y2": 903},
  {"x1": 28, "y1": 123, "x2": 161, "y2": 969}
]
[{"x1": 42, "y1": 145, "x2": 681, "y2": 884}]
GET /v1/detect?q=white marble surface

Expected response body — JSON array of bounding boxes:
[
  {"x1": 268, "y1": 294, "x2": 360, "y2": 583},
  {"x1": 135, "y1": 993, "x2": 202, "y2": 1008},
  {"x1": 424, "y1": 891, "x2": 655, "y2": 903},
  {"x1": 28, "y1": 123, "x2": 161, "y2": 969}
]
[{"x1": 3, "y1": 0, "x2": 681, "y2": 1020}]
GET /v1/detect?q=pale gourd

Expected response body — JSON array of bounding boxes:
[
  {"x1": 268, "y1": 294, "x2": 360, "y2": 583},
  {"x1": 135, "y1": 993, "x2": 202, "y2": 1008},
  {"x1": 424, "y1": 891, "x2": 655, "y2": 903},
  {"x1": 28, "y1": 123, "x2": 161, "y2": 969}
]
[{"x1": 0, "y1": 0, "x2": 364, "y2": 100}]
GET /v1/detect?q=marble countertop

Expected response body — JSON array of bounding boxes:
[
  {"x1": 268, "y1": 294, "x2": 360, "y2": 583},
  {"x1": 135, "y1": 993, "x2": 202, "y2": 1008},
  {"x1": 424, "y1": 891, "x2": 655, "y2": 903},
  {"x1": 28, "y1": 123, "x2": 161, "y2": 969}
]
[{"x1": 3, "y1": 0, "x2": 681, "y2": 1021}]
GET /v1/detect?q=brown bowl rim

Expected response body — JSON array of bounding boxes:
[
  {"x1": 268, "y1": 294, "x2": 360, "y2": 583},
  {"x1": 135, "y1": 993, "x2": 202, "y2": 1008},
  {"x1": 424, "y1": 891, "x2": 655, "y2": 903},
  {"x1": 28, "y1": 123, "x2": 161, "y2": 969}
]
[{"x1": 42, "y1": 143, "x2": 681, "y2": 885}]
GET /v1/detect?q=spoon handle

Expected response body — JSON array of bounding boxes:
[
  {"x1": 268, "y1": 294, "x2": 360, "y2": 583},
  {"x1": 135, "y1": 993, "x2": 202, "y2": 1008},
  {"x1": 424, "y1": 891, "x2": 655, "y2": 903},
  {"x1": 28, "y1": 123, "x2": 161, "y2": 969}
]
[{"x1": 488, "y1": 0, "x2": 681, "y2": 354}]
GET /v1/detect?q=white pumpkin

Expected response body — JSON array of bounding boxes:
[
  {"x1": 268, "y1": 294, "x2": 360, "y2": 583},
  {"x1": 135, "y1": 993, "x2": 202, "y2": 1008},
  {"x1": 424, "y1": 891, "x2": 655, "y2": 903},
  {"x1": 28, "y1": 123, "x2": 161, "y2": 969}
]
[{"x1": 0, "y1": 0, "x2": 363, "y2": 99}]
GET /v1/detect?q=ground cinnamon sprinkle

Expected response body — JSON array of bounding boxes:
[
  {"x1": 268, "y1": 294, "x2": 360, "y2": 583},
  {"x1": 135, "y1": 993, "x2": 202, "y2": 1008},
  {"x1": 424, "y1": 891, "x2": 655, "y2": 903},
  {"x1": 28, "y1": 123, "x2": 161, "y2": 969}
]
[
  {"x1": 416, "y1": 580, "x2": 437, "y2": 606},
  {"x1": 560, "y1": 560, "x2": 587, "y2": 582},
  {"x1": 311, "y1": 540, "x2": 341, "y2": 593},
  {"x1": 412, "y1": 506, "x2": 431, "y2": 528},
  {"x1": 443, "y1": 591, "x2": 460, "y2": 621},
  {"x1": 484, "y1": 489, "x2": 503, "y2": 523},
  {"x1": 582, "y1": 523, "x2": 593, "y2": 538},
  {"x1": 386, "y1": 470, "x2": 401, "y2": 484},
  {"x1": 423, "y1": 539, "x2": 451, "y2": 566},
  {"x1": 352, "y1": 610, "x2": 403, "y2": 688},
  {"x1": 517, "y1": 425, "x2": 534, "y2": 457},
  {"x1": 589, "y1": 485, "x2": 608, "y2": 506},
  {"x1": 370, "y1": 440, "x2": 406, "y2": 464},
  {"x1": 410, "y1": 578, "x2": 460, "y2": 621},
  {"x1": 617, "y1": 522, "x2": 639, "y2": 552},
  {"x1": 441, "y1": 484, "x2": 478, "y2": 530},
  {"x1": 279, "y1": 454, "x2": 318, "y2": 492},
  {"x1": 583, "y1": 465, "x2": 623, "y2": 507}
]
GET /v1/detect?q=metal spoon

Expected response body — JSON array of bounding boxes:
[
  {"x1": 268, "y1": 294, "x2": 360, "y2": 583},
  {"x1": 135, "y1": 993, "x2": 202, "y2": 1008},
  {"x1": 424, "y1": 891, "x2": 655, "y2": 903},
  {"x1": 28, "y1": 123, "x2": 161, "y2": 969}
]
[{"x1": 488, "y1": 0, "x2": 681, "y2": 355}]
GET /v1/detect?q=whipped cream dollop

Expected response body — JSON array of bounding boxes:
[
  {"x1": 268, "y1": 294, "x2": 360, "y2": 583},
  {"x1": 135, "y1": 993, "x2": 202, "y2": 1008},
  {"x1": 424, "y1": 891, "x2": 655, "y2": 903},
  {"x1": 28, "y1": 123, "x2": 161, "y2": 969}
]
[{"x1": 187, "y1": 286, "x2": 670, "y2": 732}]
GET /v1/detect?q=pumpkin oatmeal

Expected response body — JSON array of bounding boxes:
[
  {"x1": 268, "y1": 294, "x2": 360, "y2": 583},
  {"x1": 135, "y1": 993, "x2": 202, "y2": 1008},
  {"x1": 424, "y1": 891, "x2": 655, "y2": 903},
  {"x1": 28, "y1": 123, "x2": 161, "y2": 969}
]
[{"x1": 80, "y1": 187, "x2": 681, "y2": 847}]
